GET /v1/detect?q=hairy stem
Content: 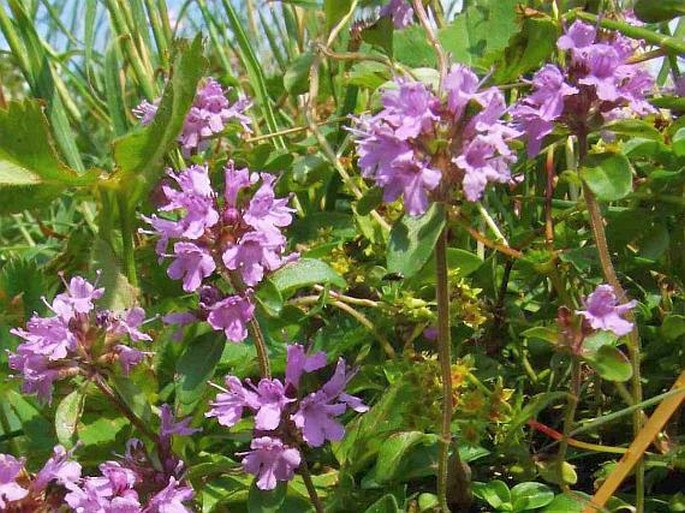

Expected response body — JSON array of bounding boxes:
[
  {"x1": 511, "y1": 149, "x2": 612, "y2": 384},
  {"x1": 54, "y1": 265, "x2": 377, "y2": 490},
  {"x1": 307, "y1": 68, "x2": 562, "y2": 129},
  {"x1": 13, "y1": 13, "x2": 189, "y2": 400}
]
[
  {"x1": 300, "y1": 459, "x2": 324, "y2": 513},
  {"x1": 578, "y1": 133, "x2": 644, "y2": 512},
  {"x1": 249, "y1": 317, "x2": 272, "y2": 379}
]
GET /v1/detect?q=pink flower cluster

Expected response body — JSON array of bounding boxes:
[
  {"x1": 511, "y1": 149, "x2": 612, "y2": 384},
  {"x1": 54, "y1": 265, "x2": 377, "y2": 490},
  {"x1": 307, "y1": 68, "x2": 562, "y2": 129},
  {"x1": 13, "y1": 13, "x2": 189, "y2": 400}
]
[
  {"x1": 142, "y1": 162, "x2": 297, "y2": 342},
  {"x1": 134, "y1": 77, "x2": 252, "y2": 155},
  {"x1": 351, "y1": 66, "x2": 520, "y2": 216},
  {"x1": 0, "y1": 407, "x2": 197, "y2": 511},
  {"x1": 206, "y1": 344, "x2": 367, "y2": 490},
  {"x1": 8, "y1": 275, "x2": 151, "y2": 403},
  {"x1": 513, "y1": 20, "x2": 654, "y2": 157},
  {"x1": 380, "y1": 0, "x2": 414, "y2": 29}
]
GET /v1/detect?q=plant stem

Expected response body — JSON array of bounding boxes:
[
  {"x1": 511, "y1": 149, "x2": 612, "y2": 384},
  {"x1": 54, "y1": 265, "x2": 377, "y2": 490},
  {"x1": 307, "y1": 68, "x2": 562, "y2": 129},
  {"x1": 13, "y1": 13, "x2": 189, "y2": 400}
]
[
  {"x1": 93, "y1": 374, "x2": 158, "y2": 442},
  {"x1": 300, "y1": 459, "x2": 324, "y2": 513},
  {"x1": 249, "y1": 317, "x2": 272, "y2": 379},
  {"x1": 435, "y1": 224, "x2": 471, "y2": 512},
  {"x1": 557, "y1": 357, "x2": 581, "y2": 490},
  {"x1": 118, "y1": 194, "x2": 139, "y2": 289},
  {"x1": 577, "y1": 132, "x2": 644, "y2": 512}
]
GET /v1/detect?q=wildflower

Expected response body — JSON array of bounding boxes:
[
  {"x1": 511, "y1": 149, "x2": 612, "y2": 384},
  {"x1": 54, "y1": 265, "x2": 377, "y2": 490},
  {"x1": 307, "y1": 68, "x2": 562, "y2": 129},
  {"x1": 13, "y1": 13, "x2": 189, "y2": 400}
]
[
  {"x1": 134, "y1": 78, "x2": 252, "y2": 154},
  {"x1": 351, "y1": 67, "x2": 519, "y2": 215},
  {"x1": 380, "y1": 0, "x2": 414, "y2": 29},
  {"x1": 206, "y1": 376, "x2": 260, "y2": 427},
  {"x1": 206, "y1": 295, "x2": 255, "y2": 342},
  {"x1": 0, "y1": 454, "x2": 28, "y2": 509},
  {"x1": 239, "y1": 437, "x2": 301, "y2": 491},
  {"x1": 285, "y1": 344, "x2": 327, "y2": 388},
  {"x1": 513, "y1": 20, "x2": 655, "y2": 157},
  {"x1": 576, "y1": 284, "x2": 637, "y2": 337}
]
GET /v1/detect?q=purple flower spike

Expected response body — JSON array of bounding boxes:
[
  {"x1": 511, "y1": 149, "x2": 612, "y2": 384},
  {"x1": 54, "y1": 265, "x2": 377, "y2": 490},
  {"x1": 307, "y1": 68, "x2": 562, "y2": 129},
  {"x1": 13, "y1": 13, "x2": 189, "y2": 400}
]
[
  {"x1": 222, "y1": 231, "x2": 287, "y2": 287},
  {"x1": 557, "y1": 20, "x2": 597, "y2": 54},
  {"x1": 240, "y1": 437, "x2": 301, "y2": 491},
  {"x1": 251, "y1": 379, "x2": 295, "y2": 431},
  {"x1": 0, "y1": 454, "x2": 28, "y2": 509},
  {"x1": 206, "y1": 295, "x2": 255, "y2": 342},
  {"x1": 291, "y1": 359, "x2": 368, "y2": 447},
  {"x1": 33, "y1": 445, "x2": 81, "y2": 492},
  {"x1": 243, "y1": 174, "x2": 295, "y2": 234},
  {"x1": 380, "y1": 0, "x2": 414, "y2": 29},
  {"x1": 144, "y1": 477, "x2": 194, "y2": 513},
  {"x1": 576, "y1": 284, "x2": 638, "y2": 337},
  {"x1": 160, "y1": 404, "x2": 201, "y2": 443},
  {"x1": 206, "y1": 376, "x2": 261, "y2": 427},
  {"x1": 167, "y1": 242, "x2": 216, "y2": 293},
  {"x1": 285, "y1": 344, "x2": 327, "y2": 389}
]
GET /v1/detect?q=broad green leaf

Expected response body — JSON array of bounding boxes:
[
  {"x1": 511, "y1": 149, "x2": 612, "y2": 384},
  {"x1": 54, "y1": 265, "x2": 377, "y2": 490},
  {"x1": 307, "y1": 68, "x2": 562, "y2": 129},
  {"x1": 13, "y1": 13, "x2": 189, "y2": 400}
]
[
  {"x1": 581, "y1": 330, "x2": 618, "y2": 355},
  {"x1": 584, "y1": 345, "x2": 633, "y2": 382},
  {"x1": 521, "y1": 327, "x2": 559, "y2": 345},
  {"x1": 510, "y1": 482, "x2": 554, "y2": 511},
  {"x1": 255, "y1": 278, "x2": 284, "y2": 317},
  {"x1": 247, "y1": 481, "x2": 287, "y2": 513},
  {"x1": 270, "y1": 258, "x2": 346, "y2": 296},
  {"x1": 604, "y1": 119, "x2": 663, "y2": 142},
  {"x1": 387, "y1": 203, "x2": 445, "y2": 279},
  {"x1": 55, "y1": 388, "x2": 86, "y2": 449},
  {"x1": 580, "y1": 152, "x2": 633, "y2": 201},
  {"x1": 176, "y1": 331, "x2": 226, "y2": 415},
  {"x1": 111, "y1": 375, "x2": 153, "y2": 425},
  {"x1": 542, "y1": 492, "x2": 590, "y2": 513},
  {"x1": 356, "y1": 187, "x2": 384, "y2": 216},
  {"x1": 284, "y1": 52, "x2": 315, "y2": 95},
  {"x1": 410, "y1": 248, "x2": 483, "y2": 284},
  {"x1": 491, "y1": 16, "x2": 558, "y2": 83},
  {"x1": 372, "y1": 431, "x2": 434, "y2": 484},
  {"x1": 473, "y1": 480, "x2": 511, "y2": 509},
  {"x1": 0, "y1": 101, "x2": 93, "y2": 213},
  {"x1": 113, "y1": 36, "x2": 207, "y2": 209},
  {"x1": 92, "y1": 238, "x2": 137, "y2": 311},
  {"x1": 661, "y1": 314, "x2": 685, "y2": 340},
  {"x1": 394, "y1": 25, "x2": 436, "y2": 68},
  {"x1": 635, "y1": 0, "x2": 685, "y2": 22},
  {"x1": 439, "y1": 0, "x2": 519, "y2": 68},
  {"x1": 672, "y1": 127, "x2": 685, "y2": 157},
  {"x1": 363, "y1": 494, "x2": 400, "y2": 513},
  {"x1": 348, "y1": 61, "x2": 393, "y2": 90},
  {"x1": 362, "y1": 16, "x2": 394, "y2": 56}
]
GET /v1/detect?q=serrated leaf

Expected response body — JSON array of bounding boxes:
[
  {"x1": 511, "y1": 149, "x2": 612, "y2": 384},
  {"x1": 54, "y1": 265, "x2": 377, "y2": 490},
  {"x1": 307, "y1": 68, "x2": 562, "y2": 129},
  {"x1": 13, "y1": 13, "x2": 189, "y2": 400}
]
[
  {"x1": 270, "y1": 258, "x2": 346, "y2": 297},
  {"x1": 55, "y1": 388, "x2": 86, "y2": 449},
  {"x1": 362, "y1": 16, "x2": 394, "y2": 56},
  {"x1": 387, "y1": 203, "x2": 445, "y2": 279},
  {"x1": 580, "y1": 152, "x2": 633, "y2": 201},
  {"x1": 113, "y1": 36, "x2": 207, "y2": 209},
  {"x1": 394, "y1": 25, "x2": 436, "y2": 67},
  {"x1": 176, "y1": 331, "x2": 226, "y2": 415}
]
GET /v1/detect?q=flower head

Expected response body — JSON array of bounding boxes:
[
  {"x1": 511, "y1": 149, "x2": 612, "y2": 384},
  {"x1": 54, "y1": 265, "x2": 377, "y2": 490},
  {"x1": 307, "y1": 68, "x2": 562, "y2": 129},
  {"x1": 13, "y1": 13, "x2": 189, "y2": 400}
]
[
  {"x1": 380, "y1": 0, "x2": 414, "y2": 29},
  {"x1": 239, "y1": 437, "x2": 301, "y2": 491},
  {"x1": 576, "y1": 284, "x2": 637, "y2": 337},
  {"x1": 0, "y1": 454, "x2": 28, "y2": 509}
]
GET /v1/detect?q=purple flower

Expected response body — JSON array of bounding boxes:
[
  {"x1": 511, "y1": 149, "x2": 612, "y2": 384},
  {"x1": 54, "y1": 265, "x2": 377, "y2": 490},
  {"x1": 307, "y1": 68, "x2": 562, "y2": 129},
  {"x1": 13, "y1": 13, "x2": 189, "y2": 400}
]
[
  {"x1": 285, "y1": 344, "x2": 327, "y2": 389},
  {"x1": 33, "y1": 445, "x2": 82, "y2": 492},
  {"x1": 239, "y1": 437, "x2": 301, "y2": 491},
  {"x1": 243, "y1": 174, "x2": 295, "y2": 234},
  {"x1": 167, "y1": 242, "x2": 216, "y2": 292},
  {"x1": 454, "y1": 137, "x2": 513, "y2": 202},
  {"x1": 222, "y1": 230, "x2": 287, "y2": 286},
  {"x1": 557, "y1": 20, "x2": 596, "y2": 55},
  {"x1": 251, "y1": 379, "x2": 295, "y2": 430},
  {"x1": 144, "y1": 477, "x2": 194, "y2": 513},
  {"x1": 291, "y1": 359, "x2": 368, "y2": 447},
  {"x1": 135, "y1": 78, "x2": 253, "y2": 155},
  {"x1": 116, "y1": 345, "x2": 147, "y2": 375},
  {"x1": 380, "y1": 0, "x2": 414, "y2": 29},
  {"x1": 108, "y1": 307, "x2": 153, "y2": 342},
  {"x1": 160, "y1": 404, "x2": 200, "y2": 443},
  {"x1": 65, "y1": 461, "x2": 142, "y2": 512},
  {"x1": 443, "y1": 65, "x2": 479, "y2": 118},
  {"x1": 526, "y1": 65, "x2": 579, "y2": 121},
  {"x1": 0, "y1": 454, "x2": 28, "y2": 509},
  {"x1": 206, "y1": 376, "x2": 260, "y2": 427},
  {"x1": 52, "y1": 274, "x2": 104, "y2": 317},
  {"x1": 576, "y1": 284, "x2": 637, "y2": 337},
  {"x1": 380, "y1": 81, "x2": 439, "y2": 140},
  {"x1": 224, "y1": 161, "x2": 256, "y2": 211},
  {"x1": 206, "y1": 294, "x2": 255, "y2": 342},
  {"x1": 10, "y1": 315, "x2": 75, "y2": 361}
]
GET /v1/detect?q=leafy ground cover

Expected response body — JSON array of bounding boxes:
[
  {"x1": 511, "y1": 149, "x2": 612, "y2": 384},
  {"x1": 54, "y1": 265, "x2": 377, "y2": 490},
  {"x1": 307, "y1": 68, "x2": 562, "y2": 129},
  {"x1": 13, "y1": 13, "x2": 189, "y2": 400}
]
[{"x1": 0, "y1": 0, "x2": 684, "y2": 512}]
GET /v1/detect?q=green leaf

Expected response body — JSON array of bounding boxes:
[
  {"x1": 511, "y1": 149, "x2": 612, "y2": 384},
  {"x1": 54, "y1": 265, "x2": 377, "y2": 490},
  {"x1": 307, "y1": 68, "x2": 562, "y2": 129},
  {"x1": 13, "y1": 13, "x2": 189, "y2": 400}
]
[
  {"x1": 491, "y1": 16, "x2": 558, "y2": 83},
  {"x1": 361, "y1": 17, "x2": 394, "y2": 56},
  {"x1": 584, "y1": 345, "x2": 633, "y2": 382},
  {"x1": 580, "y1": 152, "x2": 633, "y2": 201},
  {"x1": 542, "y1": 492, "x2": 590, "y2": 513},
  {"x1": 113, "y1": 36, "x2": 207, "y2": 209},
  {"x1": 372, "y1": 431, "x2": 434, "y2": 484},
  {"x1": 394, "y1": 25, "x2": 436, "y2": 67},
  {"x1": 510, "y1": 482, "x2": 554, "y2": 512},
  {"x1": 634, "y1": 0, "x2": 685, "y2": 22},
  {"x1": 661, "y1": 314, "x2": 685, "y2": 340},
  {"x1": 604, "y1": 119, "x2": 663, "y2": 142},
  {"x1": 55, "y1": 388, "x2": 86, "y2": 449},
  {"x1": 356, "y1": 187, "x2": 384, "y2": 216},
  {"x1": 92, "y1": 238, "x2": 137, "y2": 311},
  {"x1": 284, "y1": 52, "x2": 315, "y2": 95},
  {"x1": 176, "y1": 332, "x2": 226, "y2": 415},
  {"x1": 387, "y1": 203, "x2": 445, "y2": 279},
  {"x1": 581, "y1": 330, "x2": 618, "y2": 355},
  {"x1": 247, "y1": 481, "x2": 287, "y2": 513},
  {"x1": 324, "y1": 0, "x2": 352, "y2": 32},
  {"x1": 473, "y1": 480, "x2": 511, "y2": 510},
  {"x1": 270, "y1": 258, "x2": 346, "y2": 297},
  {"x1": 438, "y1": 0, "x2": 519, "y2": 68},
  {"x1": 363, "y1": 494, "x2": 401, "y2": 513},
  {"x1": 521, "y1": 327, "x2": 559, "y2": 345},
  {"x1": 672, "y1": 127, "x2": 685, "y2": 157},
  {"x1": 536, "y1": 460, "x2": 578, "y2": 487},
  {"x1": 255, "y1": 279, "x2": 284, "y2": 317},
  {"x1": 410, "y1": 248, "x2": 483, "y2": 284},
  {"x1": 0, "y1": 101, "x2": 93, "y2": 213}
]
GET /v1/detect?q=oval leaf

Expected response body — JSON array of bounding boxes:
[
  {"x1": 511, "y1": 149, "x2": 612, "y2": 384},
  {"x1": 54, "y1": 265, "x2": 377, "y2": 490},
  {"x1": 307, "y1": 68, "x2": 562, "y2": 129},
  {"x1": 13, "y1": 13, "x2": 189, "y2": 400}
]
[
  {"x1": 270, "y1": 258, "x2": 346, "y2": 296},
  {"x1": 580, "y1": 153, "x2": 633, "y2": 201},
  {"x1": 584, "y1": 345, "x2": 633, "y2": 382},
  {"x1": 55, "y1": 388, "x2": 86, "y2": 449}
]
